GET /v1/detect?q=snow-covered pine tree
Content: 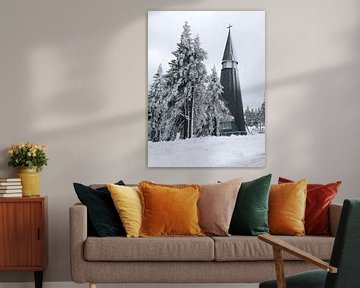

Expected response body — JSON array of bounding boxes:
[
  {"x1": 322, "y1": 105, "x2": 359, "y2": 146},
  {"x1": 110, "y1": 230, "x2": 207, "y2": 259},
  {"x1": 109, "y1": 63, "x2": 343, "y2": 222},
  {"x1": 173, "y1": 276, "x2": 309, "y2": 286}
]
[
  {"x1": 251, "y1": 108, "x2": 258, "y2": 127},
  {"x1": 161, "y1": 22, "x2": 210, "y2": 140},
  {"x1": 148, "y1": 64, "x2": 167, "y2": 142},
  {"x1": 244, "y1": 106, "x2": 253, "y2": 127},
  {"x1": 160, "y1": 21, "x2": 194, "y2": 140},
  {"x1": 244, "y1": 101, "x2": 265, "y2": 132},
  {"x1": 195, "y1": 66, "x2": 232, "y2": 136},
  {"x1": 190, "y1": 35, "x2": 208, "y2": 138},
  {"x1": 160, "y1": 84, "x2": 181, "y2": 141},
  {"x1": 260, "y1": 100, "x2": 265, "y2": 127},
  {"x1": 254, "y1": 100, "x2": 265, "y2": 131}
]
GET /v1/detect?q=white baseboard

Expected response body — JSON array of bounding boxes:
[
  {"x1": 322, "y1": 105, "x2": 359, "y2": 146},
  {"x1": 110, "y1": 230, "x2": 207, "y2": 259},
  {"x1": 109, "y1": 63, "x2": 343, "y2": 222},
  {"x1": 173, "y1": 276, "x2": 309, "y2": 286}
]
[{"x1": 0, "y1": 282, "x2": 259, "y2": 288}]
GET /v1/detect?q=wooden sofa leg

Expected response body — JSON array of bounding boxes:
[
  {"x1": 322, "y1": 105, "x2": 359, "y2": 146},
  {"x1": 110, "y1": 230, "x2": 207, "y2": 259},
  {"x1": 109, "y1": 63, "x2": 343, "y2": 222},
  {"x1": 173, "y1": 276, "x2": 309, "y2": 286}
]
[{"x1": 89, "y1": 283, "x2": 96, "y2": 288}]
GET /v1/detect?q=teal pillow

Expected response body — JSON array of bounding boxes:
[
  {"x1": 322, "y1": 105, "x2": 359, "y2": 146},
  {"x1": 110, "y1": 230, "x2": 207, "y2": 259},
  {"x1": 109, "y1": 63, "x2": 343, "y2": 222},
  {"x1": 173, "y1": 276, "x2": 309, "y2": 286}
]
[{"x1": 229, "y1": 174, "x2": 272, "y2": 236}]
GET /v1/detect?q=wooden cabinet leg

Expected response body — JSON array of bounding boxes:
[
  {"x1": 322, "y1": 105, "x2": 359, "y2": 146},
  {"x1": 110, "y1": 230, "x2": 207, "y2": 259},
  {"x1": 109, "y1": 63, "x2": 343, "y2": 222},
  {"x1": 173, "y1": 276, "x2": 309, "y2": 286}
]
[
  {"x1": 89, "y1": 283, "x2": 97, "y2": 288},
  {"x1": 34, "y1": 271, "x2": 43, "y2": 288}
]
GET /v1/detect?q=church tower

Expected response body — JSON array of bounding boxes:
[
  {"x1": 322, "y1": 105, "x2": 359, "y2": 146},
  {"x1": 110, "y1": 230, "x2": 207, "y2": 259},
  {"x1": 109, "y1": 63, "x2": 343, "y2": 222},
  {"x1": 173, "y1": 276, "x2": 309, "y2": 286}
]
[{"x1": 220, "y1": 25, "x2": 247, "y2": 135}]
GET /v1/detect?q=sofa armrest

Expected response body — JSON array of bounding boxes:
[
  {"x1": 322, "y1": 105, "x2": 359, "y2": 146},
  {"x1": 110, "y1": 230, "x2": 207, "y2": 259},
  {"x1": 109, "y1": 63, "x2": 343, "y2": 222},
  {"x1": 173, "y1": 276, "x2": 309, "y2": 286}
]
[
  {"x1": 329, "y1": 203, "x2": 342, "y2": 237},
  {"x1": 258, "y1": 234, "x2": 337, "y2": 273},
  {"x1": 258, "y1": 233, "x2": 337, "y2": 288},
  {"x1": 69, "y1": 203, "x2": 88, "y2": 283}
]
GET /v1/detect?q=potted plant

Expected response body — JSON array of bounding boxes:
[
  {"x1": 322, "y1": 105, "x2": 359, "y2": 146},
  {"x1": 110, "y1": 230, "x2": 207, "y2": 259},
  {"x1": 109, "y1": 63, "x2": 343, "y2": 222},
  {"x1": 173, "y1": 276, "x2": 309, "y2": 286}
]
[{"x1": 8, "y1": 143, "x2": 48, "y2": 197}]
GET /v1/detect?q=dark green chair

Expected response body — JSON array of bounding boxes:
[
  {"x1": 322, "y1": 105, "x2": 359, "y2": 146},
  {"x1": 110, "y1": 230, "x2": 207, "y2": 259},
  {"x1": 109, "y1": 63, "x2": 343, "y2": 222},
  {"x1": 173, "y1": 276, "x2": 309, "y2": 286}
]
[{"x1": 258, "y1": 199, "x2": 360, "y2": 288}]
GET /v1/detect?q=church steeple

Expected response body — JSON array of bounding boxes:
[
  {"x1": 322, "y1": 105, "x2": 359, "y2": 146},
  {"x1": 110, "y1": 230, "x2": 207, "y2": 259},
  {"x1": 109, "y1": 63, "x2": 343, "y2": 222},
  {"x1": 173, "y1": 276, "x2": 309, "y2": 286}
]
[
  {"x1": 222, "y1": 25, "x2": 238, "y2": 65},
  {"x1": 220, "y1": 25, "x2": 247, "y2": 135}
]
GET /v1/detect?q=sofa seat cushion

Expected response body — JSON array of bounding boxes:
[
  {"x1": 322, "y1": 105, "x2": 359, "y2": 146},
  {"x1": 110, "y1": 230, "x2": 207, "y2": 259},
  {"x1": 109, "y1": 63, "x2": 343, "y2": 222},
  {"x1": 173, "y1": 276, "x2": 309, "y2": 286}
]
[
  {"x1": 84, "y1": 236, "x2": 214, "y2": 261},
  {"x1": 212, "y1": 236, "x2": 334, "y2": 261}
]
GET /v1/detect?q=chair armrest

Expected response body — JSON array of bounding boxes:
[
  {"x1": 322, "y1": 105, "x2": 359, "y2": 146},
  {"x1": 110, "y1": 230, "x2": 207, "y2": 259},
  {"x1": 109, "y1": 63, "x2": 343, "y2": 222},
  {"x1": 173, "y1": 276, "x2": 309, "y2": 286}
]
[
  {"x1": 258, "y1": 234, "x2": 337, "y2": 273},
  {"x1": 329, "y1": 203, "x2": 342, "y2": 236}
]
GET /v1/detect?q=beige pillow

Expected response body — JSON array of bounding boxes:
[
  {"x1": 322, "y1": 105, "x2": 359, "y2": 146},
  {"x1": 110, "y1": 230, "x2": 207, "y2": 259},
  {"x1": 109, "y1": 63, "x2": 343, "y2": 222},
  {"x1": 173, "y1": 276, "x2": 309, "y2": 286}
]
[{"x1": 198, "y1": 178, "x2": 242, "y2": 236}]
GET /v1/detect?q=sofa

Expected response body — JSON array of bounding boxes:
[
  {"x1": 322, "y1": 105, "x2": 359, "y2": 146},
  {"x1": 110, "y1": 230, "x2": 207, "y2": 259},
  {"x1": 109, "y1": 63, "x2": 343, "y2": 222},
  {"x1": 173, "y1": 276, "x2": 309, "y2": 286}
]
[{"x1": 70, "y1": 201, "x2": 342, "y2": 287}]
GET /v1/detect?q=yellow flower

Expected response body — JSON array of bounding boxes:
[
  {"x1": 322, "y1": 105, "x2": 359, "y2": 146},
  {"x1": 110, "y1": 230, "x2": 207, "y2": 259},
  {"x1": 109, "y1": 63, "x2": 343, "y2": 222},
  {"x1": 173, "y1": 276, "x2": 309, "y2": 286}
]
[
  {"x1": 37, "y1": 145, "x2": 45, "y2": 151},
  {"x1": 8, "y1": 142, "x2": 47, "y2": 171}
]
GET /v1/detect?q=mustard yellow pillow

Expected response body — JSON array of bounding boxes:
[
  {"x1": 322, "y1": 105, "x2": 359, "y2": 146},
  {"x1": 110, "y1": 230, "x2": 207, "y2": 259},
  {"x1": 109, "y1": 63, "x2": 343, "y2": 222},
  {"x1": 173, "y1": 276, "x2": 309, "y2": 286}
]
[
  {"x1": 138, "y1": 181, "x2": 204, "y2": 237},
  {"x1": 269, "y1": 179, "x2": 307, "y2": 236},
  {"x1": 107, "y1": 183, "x2": 142, "y2": 238}
]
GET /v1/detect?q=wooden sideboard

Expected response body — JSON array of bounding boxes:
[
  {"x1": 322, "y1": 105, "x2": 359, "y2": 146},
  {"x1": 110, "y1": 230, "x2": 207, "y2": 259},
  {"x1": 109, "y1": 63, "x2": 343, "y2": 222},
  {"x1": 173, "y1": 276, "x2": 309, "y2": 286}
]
[{"x1": 0, "y1": 197, "x2": 48, "y2": 288}]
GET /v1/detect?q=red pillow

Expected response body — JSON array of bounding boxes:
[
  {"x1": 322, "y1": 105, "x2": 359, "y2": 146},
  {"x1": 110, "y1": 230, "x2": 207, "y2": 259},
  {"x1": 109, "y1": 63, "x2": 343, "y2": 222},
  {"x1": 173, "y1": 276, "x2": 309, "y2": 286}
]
[{"x1": 278, "y1": 177, "x2": 341, "y2": 236}]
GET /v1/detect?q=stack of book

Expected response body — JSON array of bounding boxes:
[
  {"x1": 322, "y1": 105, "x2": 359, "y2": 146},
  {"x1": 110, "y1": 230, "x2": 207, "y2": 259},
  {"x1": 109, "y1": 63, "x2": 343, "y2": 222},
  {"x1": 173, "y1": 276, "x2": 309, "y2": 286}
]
[{"x1": 0, "y1": 178, "x2": 22, "y2": 197}]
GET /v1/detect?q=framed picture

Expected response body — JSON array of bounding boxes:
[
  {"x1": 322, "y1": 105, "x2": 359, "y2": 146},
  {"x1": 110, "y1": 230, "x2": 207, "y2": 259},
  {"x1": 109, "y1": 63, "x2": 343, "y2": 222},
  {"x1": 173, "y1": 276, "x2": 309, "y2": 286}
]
[{"x1": 148, "y1": 11, "x2": 265, "y2": 167}]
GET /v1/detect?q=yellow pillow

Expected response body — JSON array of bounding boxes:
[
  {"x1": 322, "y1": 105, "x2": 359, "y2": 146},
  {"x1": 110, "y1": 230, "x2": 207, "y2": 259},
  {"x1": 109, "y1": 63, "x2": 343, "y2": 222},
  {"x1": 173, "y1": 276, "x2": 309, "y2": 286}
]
[
  {"x1": 269, "y1": 179, "x2": 307, "y2": 236},
  {"x1": 138, "y1": 181, "x2": 204, "y2": 237},
  {"x1": 107, "y1": 183, "x2": 142, "y2": 238}
]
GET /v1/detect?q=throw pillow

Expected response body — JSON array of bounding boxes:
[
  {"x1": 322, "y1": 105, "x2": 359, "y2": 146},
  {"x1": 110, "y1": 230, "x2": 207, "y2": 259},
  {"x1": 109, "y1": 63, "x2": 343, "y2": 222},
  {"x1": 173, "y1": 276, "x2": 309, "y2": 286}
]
[
  {"x1": 198, "y1": 178, "x2": 242, "y2": 236},
  {"x1": 73, "y1": 181, "x2": 126, "y2": 237},
  {"x1": 269, "y1": 179, "x2": 307, "y2": 236},
  {"x1": 107, "y1": 183, "x2": 142, "y2": 238},
  {"x1": 279, "y1": 177, "x2": 341, "y2": 236},
  {"x1": 138, "y1": 181, "x2": 203, "y2": 237},
  {"x1": 229, "y1": 174, "x2": 272, "y2": 236}
]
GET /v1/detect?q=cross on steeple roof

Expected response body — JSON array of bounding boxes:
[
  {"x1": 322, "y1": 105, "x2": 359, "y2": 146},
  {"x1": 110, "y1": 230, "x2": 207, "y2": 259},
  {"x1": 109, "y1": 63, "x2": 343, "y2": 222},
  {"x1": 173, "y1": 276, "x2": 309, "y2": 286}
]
[{"x1": 222, "y1": 25, "x2": 236, "y2": 62}]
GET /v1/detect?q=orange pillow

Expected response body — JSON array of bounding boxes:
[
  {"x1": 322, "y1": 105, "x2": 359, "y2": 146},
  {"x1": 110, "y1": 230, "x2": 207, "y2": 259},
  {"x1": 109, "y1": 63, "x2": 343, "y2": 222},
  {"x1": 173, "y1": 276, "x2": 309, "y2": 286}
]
[
  {"x1": 138, "y1": 181, "x2": 204, "y2": 237},
  {"x1": 269, "y1": 179, "x2": 307, "y2": 236},
  {"x1": 278, "y1": 177, "x2": 341, "y2": 236}
]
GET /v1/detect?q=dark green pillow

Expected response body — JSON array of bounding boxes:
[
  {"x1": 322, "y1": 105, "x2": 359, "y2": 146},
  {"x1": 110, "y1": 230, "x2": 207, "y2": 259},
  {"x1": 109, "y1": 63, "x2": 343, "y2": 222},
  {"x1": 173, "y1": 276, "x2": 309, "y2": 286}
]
[
  {"x1": 73, "y1": 181, "x2": 126, "y2": 237},
  {"x1": 229, "y1": 174, "x2": 272, "y2": 236}
]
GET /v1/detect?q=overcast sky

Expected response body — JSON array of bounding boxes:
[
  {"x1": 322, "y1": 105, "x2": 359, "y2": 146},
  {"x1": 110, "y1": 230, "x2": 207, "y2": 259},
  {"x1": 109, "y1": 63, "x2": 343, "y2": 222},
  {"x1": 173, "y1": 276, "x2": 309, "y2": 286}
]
[{"x1": 148, "y1": 11, "x2": 265, "y2": 109}]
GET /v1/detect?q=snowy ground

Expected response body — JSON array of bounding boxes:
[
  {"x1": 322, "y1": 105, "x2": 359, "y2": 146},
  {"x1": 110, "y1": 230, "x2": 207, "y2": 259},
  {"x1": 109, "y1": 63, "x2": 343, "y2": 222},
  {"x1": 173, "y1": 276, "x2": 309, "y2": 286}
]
[{"x1": 148, "y1": 134, "x2": 265, "y2": 167}]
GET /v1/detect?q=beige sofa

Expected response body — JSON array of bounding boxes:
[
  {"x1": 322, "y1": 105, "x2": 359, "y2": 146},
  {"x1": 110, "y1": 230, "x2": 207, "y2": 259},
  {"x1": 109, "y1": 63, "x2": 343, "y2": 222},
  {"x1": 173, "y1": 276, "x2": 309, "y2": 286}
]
[{"x1": 70, "y1": 203, "x2": 342, "y2": 288}]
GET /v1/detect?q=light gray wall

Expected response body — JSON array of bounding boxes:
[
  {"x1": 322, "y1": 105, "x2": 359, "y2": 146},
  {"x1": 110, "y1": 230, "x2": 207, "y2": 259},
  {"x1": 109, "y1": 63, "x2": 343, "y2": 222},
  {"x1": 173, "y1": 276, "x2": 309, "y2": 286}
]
[{"x1": 0, "y1": 0, "x2": 359, "y2": 282}]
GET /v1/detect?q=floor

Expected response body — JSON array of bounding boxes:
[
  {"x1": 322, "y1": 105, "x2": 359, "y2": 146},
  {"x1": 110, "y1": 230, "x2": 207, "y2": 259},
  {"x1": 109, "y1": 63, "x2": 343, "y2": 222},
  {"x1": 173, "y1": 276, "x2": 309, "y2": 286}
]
[{"x1": 0, "y1": 283, "x2": 259, "y2": 288}]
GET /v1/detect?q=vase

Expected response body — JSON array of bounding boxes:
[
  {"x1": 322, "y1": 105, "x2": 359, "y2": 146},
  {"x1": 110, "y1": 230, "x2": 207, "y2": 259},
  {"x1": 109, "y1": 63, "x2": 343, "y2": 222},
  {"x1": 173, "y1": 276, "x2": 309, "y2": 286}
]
[{"x1": 16, "y1": 167, "x2": 40, "y2": 197}]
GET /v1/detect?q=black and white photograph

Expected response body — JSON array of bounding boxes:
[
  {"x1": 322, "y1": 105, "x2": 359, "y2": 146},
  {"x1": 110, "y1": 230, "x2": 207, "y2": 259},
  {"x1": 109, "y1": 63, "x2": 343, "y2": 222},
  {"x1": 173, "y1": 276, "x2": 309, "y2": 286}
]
[{"x1": 148, "y1": 11, "x2": 265, "y2": 167}]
